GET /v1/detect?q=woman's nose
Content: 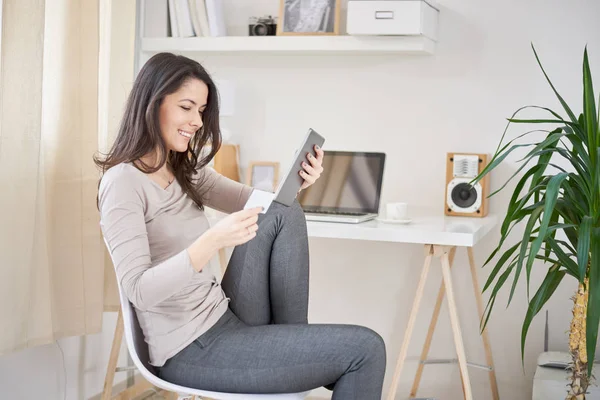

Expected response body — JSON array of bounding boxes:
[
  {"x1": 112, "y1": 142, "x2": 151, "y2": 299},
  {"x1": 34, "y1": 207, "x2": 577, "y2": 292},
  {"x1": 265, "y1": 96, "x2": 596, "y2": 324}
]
[{"x1": 191, "y1": 115, "x2": 203, "y2": 129}]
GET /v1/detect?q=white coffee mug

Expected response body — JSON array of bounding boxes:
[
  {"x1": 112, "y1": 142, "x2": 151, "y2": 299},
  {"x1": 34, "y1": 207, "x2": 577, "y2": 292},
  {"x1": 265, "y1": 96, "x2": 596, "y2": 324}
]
[{"x1": 386, "y1": 202, "x2": 408, "y2": 220}]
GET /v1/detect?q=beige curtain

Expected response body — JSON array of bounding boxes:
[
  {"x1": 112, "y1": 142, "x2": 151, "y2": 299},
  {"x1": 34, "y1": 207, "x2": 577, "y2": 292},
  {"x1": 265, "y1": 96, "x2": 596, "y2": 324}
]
[
  {"x1": 101, "y1": 0, "x2": 137, "y2": 312},
  {"x1": 0, "y1": 0, "x2": 105, "y2": 354}
]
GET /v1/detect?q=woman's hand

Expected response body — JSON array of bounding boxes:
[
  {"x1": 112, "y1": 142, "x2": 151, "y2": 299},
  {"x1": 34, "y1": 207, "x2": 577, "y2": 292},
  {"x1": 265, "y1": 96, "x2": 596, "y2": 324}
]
[
  {"x1": 187, "y1": 207, "x2": 262, "y2": 272},
  {"x1": 208, "y1": 207, "x2": 262, "y2": 249},
  {"x1": 299, "y1": 145, "x2": 324, "y2": 192}
]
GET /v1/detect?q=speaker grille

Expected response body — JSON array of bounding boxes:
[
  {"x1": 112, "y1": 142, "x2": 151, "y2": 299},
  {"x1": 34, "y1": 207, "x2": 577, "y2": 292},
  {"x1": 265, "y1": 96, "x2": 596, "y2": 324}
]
[{"x1": 451, "y1": 182, "x2": 478, "y2": 208}]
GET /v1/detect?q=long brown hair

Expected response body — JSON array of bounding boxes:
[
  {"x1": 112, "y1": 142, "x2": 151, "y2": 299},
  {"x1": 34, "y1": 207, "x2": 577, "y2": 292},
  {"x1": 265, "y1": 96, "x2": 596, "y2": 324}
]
[{"x1": 94, "y1": 52, "x2": 221, "y2": 210}]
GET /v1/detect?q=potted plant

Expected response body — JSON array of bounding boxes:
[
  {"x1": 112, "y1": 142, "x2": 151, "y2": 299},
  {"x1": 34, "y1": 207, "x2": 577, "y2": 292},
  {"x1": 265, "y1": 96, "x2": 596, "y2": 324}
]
[{"x1": 474, "y1": 45, "x2": 599, "y2": 400}]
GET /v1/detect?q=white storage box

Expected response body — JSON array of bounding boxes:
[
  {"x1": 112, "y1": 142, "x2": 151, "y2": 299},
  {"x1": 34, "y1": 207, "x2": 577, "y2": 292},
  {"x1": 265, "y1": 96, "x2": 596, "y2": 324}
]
[{"x1": 346, "y1": 0, "x2": 438, "y2": 40}]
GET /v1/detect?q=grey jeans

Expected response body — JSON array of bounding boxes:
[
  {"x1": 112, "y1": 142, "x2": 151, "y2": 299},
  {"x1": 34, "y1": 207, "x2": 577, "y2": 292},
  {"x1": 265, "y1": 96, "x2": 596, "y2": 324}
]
[{"x1": 158, "y1": 200, "x2": 386, "y2": 399}]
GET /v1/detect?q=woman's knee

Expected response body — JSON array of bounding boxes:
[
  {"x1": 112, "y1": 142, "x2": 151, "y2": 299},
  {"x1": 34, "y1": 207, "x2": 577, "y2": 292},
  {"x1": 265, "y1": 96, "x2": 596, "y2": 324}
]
[
  {"x1": 267, "y1": 199, "x2": 306, "y2": 225},
  {"x1": 363, "y1": 327, "x2": 386, "y2": 363},
  {"x1": 354, "y1": 326, "x2": 387, "y2": 366},
  {"x1": 289, "y1": 199, "x2": 307, "y2": 220}
]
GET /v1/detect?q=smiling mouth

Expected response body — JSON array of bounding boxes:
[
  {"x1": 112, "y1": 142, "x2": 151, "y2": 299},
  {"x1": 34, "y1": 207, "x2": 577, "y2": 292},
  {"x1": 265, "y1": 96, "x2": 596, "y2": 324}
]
[{"x1": 178, "y1": 129, "x2": 193, "y2": 139}]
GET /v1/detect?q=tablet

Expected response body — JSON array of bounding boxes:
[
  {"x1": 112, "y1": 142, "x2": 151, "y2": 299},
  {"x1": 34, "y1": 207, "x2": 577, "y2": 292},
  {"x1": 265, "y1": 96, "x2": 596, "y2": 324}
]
[{"x1": 273, "y1": 128, "x2": 326, "y2": 207}]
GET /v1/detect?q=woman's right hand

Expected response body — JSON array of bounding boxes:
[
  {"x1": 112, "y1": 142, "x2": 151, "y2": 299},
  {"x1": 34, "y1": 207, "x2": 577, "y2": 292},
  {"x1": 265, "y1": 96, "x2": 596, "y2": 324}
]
[
  {"x1": 208, "y1": 207, "x2": 262, "y2": 249},
  {"x1": 187, "y1": 207, "x2": 262, "y2": 272}
]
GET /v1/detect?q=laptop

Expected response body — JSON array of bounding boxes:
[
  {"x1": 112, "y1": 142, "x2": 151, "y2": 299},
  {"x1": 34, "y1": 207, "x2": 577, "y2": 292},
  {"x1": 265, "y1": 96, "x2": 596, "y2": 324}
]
[{"x1": 297, "y1": 151, "x2": 386, "y2": 224}]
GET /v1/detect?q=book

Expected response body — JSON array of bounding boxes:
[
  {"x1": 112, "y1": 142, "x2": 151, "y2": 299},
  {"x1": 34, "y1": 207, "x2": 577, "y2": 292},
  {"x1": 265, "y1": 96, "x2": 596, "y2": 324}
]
[
  {"x1": 143, "y1": 0, "x2": 169, "y2": 38},
  {"x1": 188, "y1": 0, "x2": 210, "y2": 37},
  {"x1": 205, "y1": 0, "x2": 227, "y2": 37},
  {"x1": 167, "y1": 0, "x2": 179, "y2": 37},
  {"x1": 174, "y1": 0, "x2": 195, "y2": 37}
]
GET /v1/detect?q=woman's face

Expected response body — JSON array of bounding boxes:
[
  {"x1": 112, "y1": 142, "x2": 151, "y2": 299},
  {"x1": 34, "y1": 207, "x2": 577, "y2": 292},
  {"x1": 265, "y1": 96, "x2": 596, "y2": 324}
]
[{"x1": 158, "y1": 78, "x2": 208, "y2": 153}]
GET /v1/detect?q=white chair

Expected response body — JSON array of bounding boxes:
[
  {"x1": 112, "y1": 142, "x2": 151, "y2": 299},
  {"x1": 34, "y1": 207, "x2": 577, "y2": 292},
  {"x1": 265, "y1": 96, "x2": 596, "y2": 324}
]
[
  {"x1": 115, "y1": 283, "x2": 312, "y2": 400},
  {"x1": 104, "y1": 229, "x2": 311, "y2": 400}
]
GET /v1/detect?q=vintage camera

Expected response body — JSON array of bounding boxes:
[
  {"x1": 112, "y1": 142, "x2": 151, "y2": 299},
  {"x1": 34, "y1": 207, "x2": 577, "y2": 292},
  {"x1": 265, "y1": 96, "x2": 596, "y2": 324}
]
[{"x1": 248, "y1": 15, "x2": 277, "y2": 36}]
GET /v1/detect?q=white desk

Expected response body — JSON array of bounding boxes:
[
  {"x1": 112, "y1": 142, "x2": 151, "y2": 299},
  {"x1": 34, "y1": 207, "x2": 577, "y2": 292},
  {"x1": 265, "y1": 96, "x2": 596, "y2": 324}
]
[
  {"x1": 306, "y1": 214, "x2": 500, "y2": 400},
  {"x1": 307, "y1": 214, "x2": 498, "y2": 247}
]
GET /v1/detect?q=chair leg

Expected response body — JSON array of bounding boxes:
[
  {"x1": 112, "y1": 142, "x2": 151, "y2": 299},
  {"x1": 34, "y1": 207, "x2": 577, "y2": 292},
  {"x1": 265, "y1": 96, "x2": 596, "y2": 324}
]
[{"x1": 102, "y1": 309, "x2": 124, "y2": 400}]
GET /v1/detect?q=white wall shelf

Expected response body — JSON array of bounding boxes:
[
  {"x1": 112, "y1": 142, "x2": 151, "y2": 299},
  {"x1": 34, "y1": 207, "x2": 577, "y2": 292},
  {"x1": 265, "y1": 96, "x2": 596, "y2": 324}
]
[{"x1": 140, "y1": 35, "x2": 436, "y2": 55}]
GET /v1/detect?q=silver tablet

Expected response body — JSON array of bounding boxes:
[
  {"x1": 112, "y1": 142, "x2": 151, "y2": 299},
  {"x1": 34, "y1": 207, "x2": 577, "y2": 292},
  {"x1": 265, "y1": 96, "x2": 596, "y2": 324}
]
[{"x1": 273, "y1": 128, "x2": 326, "y2": 207}]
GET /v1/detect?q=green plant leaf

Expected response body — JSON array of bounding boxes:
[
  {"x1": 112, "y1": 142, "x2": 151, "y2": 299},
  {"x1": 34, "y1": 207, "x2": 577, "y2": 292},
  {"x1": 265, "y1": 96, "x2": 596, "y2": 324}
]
[
  {"x1": 562, "y1": 180, "x2": 589, "y2": 217},
  {"x1": 509, "y1": 118, "x2": 580, "y2": 128},
  {"x1": 525, "y1": 173, "x2": 569, "y2": 289},
  {"x1": 482, "y1": 260, "x2": 517, "y2": 331},
  {"x1": 566, "y1": 173, "x2": 593, "y2": 209},
  {"x1": 545, "y1": 209, "x2": 560, "y2": 260},
  {"x1": 488, "y1": 135, "x2": 560, "y2": 197},
  {"x1": 582, "y1": 48, "x2": 598, "y2": 168},
  {"x1": 578, "y1": 216, "x2": 593, "y2": 282},
  {"x1": 555, "y1": 201, "x2": 581, "y2": 251},
  {"x1": 512, "y1": 206, "x2": 543, "y2": 303},
  {"x1": 474, "y1": 141, "x2": 540, "y2": 187},
  {"x1": 497, "y1": 186, "x2": 548, "y2": 250},
  {"x1": 488, "y1": 156, "x2": 546, "y2": 198},
  {"x1": 546, "y1": 236, "x2": 580, "y2": 278},
  {"x1": 554, "y1": 141, "x2": 589, "y2": 173},
  {"x1": 597, "y1": 92, "x2": 600, "y2": 136},
  {"x1": 489, "y1": 107, "x2": 549, "y2": 161},
  {"x1": 521, "y1": 263, "x2": 565, "y2": 363},
  {"x1": 488, "y1": 165, "x2": 545, "y2": 254},
  {"x1": 526, "y1": 105, "x2": 579, "y2": 126},
  {"x1": 481, "y1": 295, "x2": 497, "y2": 333},
  {"x1": 586, "y1": 228, "x2": 600, "y2": 376},
  {"x1": 473, "y1": 128, "x2": 553, "y2": 187},
  {"x1": 596, "y1": 148, "x2": 600, "y2": 213},
  {"x1": 530, "y1": 143, "x2": 554, "y2": 188},
  {"x1": 563, "y1": 124, "x2": 587, "y2": 146},
  {"x1": 531, "y1": 44, "x2": 579, "y2": 125},
  {"x1": 565, "y1": 133, "x2": 591, "y2": 167},
  {"x1": 554, "y1": 237, "x2": 578, "y2": 255},
  {"x1": 483, "y1": 242, "x2": 521, "y2": 293}
]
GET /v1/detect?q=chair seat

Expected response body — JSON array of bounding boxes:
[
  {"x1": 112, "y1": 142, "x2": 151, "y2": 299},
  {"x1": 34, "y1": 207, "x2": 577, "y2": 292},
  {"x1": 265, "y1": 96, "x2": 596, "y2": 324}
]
[{"x1": 143, "y1": 369, "x2": 311, "y2": 399}]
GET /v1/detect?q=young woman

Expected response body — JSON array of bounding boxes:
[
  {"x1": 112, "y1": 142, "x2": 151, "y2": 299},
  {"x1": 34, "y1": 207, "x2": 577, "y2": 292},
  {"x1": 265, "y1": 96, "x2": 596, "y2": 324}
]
[{"x1": 95, "y1": 52, "x2": 386, "y2": 399}]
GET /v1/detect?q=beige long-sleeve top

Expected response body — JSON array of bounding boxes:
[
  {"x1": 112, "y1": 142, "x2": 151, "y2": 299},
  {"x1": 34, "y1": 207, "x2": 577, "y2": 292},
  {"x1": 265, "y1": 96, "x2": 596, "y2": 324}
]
[{"x1": 98, "y1": 163, "x2": 253, "y2": 367}]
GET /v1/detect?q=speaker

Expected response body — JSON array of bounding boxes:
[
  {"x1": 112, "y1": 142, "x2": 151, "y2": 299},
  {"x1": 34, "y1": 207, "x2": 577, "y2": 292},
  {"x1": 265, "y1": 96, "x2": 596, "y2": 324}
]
[{"x1": 444, "y1": 152, "x2": 489, "y2": 217}]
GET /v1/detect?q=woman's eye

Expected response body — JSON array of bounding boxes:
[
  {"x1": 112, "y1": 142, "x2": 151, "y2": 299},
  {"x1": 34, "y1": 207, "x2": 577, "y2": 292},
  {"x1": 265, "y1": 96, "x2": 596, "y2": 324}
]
[{"x1": 180, "y1": 106, "x2": 191, "y2": 111}]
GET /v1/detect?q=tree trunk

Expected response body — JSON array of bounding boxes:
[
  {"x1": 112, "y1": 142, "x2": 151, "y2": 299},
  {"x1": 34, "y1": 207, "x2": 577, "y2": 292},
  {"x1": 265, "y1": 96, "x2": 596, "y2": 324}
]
[{"x1": 566, "y1": 279, "x2": 589, "y2": 400}]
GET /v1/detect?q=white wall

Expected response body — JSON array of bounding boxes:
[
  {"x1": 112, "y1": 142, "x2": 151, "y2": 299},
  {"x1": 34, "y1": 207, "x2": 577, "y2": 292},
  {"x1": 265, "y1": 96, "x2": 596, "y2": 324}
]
[
  {"x1": 1, "y1": 0, "x2": 599, "y2": 399},
  {"x1": 199, "y1": 1, "x2": 600, "y2": 398},
  {"x1": 196, "y1": 0, "x2": 600, "y2": 398}
]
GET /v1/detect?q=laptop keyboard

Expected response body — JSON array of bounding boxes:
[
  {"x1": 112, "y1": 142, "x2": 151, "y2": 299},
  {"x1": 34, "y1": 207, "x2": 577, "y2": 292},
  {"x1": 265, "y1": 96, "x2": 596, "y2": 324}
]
[{"x1": 306, "y1": 210, "x2": 368, "y2": 216}]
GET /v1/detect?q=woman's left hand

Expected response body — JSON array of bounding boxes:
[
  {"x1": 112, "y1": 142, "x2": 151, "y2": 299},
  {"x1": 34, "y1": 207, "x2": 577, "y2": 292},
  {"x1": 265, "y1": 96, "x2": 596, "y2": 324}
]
[{"x1": 299, "y1": 145, "x2": 324, "y2": 192}]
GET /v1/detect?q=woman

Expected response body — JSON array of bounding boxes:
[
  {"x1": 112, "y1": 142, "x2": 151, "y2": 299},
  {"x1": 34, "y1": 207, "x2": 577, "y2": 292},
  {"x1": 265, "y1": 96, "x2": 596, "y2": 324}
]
[{"x1": 95, "y1": 52, "x2": 386, "y2": 399}]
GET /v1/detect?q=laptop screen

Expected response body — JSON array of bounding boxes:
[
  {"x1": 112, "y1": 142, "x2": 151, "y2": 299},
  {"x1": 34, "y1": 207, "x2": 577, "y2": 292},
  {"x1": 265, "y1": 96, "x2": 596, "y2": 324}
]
[{"x1": 297, "y1": 151, "x2": 386, "y2": 214}]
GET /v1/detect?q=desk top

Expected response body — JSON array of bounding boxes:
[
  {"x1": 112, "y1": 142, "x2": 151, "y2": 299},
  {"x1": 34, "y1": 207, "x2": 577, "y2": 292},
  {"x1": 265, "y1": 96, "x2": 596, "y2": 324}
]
[{"x1": 306, "y1": 213, "x2": 498, "y2": 247}]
